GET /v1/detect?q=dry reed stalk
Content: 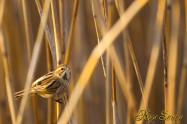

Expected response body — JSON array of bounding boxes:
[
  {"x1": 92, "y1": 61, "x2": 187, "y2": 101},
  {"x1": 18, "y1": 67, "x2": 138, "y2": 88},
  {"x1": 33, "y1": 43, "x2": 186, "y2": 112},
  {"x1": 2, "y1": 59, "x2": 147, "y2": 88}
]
[
  {"x1": 0, "y1": 31, "x2": 17, "y2": 124},
  {"x1": 127, "y1": 33, "x2": 145, "y2": 102},
  {"x1": 63, "y1": 93, "x2": 74, "y2": 124},
  {"x1": 0, "y1": 28, "x2": 17, "y2": 124},
  {"x1": 0, "y1": 104, "x2": 2, "y2": 124},
  {"x1": 126, "y1": 105, "x2": 131, "y2": 124},
  {"x1": 0, "y1": 1, "x2": 16, "y2": 124},
  {"x1": 92, "y1": 1, "x2": 115, "y2": 123},
  {"x1": 59, "y1": 2, "x2": 71, "y2": 123},
  {"x1": 177, "y1": 0, "x2": 187, "y2": 115},
  {"x1": 21, "y1": 1, "x2": 39, "y2": 123},
  {"x1": 105, "y1": 1, "x2": 113, "y2": 124},
  {"x1": 51, "y1": 0, "x2": 62, "y2": 118},
  {"x1": 51, "y1": 2, "x2": 72, "y2": 123},
  {"x1": 16, "y1": 1, "x2": 51, "y2": 124},
  {"x1": 100, "y1": 0, "x2": 108, "y2": 22},
  {"x1": 163, "y1": 4, "x2": 171, "y2": 123},
  {"x1": 21, "y1": 0, "x2": 34, "y2": 60},
  {"x1": 136, "y1": 1, "x2": 166, "y2": 124},
  {"x1": 0, "y1": 0, "x2": 5, "y2": 26},
  {"x1": 167, "y1": 0, "x2": 180, "y2": 121},
  {"x1": 128, "y1": 34, "x2": 145, "y2": 93},
  {"x1": 104, "y1": 1, "x2": 120, "y2": 124},
  {"x1": 111, "y1": 65, "x2": 119, "y2": 124},
  {"x1": 107, "y1": 0, "x2": 114, "y2": 28},
  {"x1": 108, "y1": 46, "x2": 137, "y2": 114},
  {"x1": 114, "y1": 0, "x2": 145, "y2": 105},
  {"x1": 177, "y1": 55, "x2": 187, "y2": 114},
  {"x1": 51, "y1": 0, "x2": 61, "y2": 66},
  {"x1": 162, "y1": 29, "x2": 168, "y2": 114},
  {"x1": 59, "y1": 0, "x2": 65, "y2": 54},
  {"x1": 123, "y1": 39, "x2": 131, "y2": 124},
  {"x1": 105, "y1": 53, "x2": 111, "y2": 124},
  {"x1": 45, "y1": 36, "x2": 54, "y2": 124},
  {"x1": 58, "y1": 0, "x2": 149, "y2": 123},
  {"x1": 91, "y1": 1, "x2": 109, "y2": 123},
  {"x1": 0, "y1": 108, "x2": 2, "y2": 124},
  {"x1": 64, "y1": 0, "x2": 79, "y2": 64},
  {"x1": 35, "y1": 0, "x2": 56, "y2": 65},
  {"x1": 120, "y1": 7, "x2": 132, "y2": 124},
  {"x1": 91, "y1": 1, "x2": 107, "y2": 78}
]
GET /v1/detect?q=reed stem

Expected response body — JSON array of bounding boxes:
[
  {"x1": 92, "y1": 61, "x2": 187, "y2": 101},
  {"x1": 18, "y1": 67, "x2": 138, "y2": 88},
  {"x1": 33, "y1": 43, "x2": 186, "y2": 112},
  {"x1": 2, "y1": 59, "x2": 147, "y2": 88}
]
[{"x1": 64, "y1": 0, "x2": 80, "y2": 64}]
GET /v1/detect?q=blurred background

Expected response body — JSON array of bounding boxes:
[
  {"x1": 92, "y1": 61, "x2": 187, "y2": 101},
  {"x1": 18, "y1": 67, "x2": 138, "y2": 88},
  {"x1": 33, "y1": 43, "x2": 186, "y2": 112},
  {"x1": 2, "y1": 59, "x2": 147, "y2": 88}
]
[{"x1": 0, "y1": 0, "x2": 186, "y2": 124}]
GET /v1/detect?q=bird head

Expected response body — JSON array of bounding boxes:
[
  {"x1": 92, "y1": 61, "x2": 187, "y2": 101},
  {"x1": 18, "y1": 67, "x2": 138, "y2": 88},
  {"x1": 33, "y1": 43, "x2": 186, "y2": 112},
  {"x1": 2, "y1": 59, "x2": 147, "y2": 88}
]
[{"x1": 55, "y1": 64, "x2": 71, "y2": 81}]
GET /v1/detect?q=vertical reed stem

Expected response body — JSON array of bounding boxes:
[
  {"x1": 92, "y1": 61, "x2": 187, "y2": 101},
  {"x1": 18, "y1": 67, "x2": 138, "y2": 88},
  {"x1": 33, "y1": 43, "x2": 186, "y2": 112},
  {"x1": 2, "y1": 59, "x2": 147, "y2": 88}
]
[
  {"x1": 51, "y1": 0, "x2": 62, "y2": 119},
  {"x1": 0, "y1": 28, "x2": 17, "y2": 124},
  {"x1": 45, "y1": 36, "x2": 53, "y2": 124},
  {"x1": 112, "y1": 65, "x2": 119, "y2": 124},
  {"x1": 35, "y1": 0, "x2": 56, "y2": 65},
  {"x1": 59, "y1": 0, "x2": 65, "y2": 55},
  {"x1": 0, "y1": 1, "x2": 16, "y2": 124},
  {"x1": 176, "y1": 0, "x2": 187, "y2": 115},
  {"x1": 162, "y1": 30, "x2": 168, "y2": 113},
  {"x1": 167, "y1": 1, "x2": 180, "y2": 121},
  {"x1": 21, "y1": 0, "x2": 38, "y2": 123},
  {"x1": 64, "y1": 0, "x2": 80, "y2": 64}
]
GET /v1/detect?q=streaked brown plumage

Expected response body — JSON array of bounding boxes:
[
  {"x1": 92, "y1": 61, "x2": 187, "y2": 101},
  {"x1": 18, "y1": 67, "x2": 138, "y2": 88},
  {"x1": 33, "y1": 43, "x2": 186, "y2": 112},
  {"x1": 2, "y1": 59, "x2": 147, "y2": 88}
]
[{"x1": 14, "y1": 64, "x2": 71, "y2": 103}]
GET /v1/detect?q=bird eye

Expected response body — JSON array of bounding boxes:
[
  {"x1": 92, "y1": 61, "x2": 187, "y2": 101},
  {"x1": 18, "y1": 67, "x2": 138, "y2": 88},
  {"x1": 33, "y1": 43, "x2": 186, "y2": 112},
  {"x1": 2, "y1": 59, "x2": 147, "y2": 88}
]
[{"x1": 61, "y1": 68, "x2": 64, "y2": 70}]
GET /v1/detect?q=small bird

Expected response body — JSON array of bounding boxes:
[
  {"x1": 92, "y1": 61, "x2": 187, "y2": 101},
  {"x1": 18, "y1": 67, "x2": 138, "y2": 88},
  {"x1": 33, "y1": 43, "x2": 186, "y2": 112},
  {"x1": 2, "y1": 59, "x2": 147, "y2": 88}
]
[{"x1": 14, "y1": 64, "x2": 71, "y2": 103}]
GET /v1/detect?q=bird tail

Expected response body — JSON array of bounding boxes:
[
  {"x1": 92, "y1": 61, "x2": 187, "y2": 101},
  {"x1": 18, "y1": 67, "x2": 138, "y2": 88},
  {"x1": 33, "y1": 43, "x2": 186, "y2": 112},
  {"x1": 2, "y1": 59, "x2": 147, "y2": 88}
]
[{"x1": 14, "y1": 89, "x2": 31, "y2": 100}]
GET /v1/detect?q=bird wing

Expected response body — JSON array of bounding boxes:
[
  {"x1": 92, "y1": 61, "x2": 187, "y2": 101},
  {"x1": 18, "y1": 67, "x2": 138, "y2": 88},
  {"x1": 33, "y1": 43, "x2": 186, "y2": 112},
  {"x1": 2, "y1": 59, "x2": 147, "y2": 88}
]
[
  {"x1": 31, "y1": 71, "x2": 54, "y2": 89},
  {"x1": 32, "y1": 76, "x2": 61, "y2": 95},
  {"x1": 44, "y1": 78, "x2": 61, "y2": 93}
]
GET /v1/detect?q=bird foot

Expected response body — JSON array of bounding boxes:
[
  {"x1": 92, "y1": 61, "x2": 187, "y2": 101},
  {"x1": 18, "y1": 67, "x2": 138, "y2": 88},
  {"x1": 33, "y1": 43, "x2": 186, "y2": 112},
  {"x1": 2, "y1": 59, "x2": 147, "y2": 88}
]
[{"x1": 52, "y1": 98, "x2": 64, "y2": 105}]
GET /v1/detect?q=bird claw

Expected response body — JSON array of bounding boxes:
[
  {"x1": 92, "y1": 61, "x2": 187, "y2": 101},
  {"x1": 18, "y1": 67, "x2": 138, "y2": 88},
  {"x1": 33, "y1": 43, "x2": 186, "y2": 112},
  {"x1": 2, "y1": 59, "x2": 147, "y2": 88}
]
[{"x1": 53, "y1": 98, "x2": 64, "y2": 104}]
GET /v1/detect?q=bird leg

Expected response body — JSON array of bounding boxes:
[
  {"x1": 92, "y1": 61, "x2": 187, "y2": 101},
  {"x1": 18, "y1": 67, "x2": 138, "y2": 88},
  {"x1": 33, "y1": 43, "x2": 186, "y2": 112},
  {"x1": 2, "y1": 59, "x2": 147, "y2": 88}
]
[{"x1": 52, "y1": 98, "x2": 64, "y2": 104}]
